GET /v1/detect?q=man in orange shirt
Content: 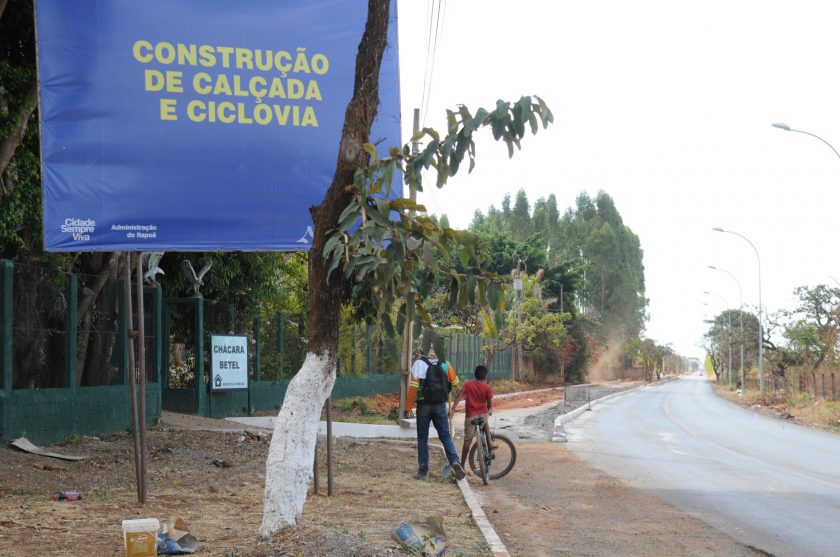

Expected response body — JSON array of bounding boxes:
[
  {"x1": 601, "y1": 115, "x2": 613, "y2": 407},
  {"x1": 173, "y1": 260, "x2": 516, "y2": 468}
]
[{"x1": 405, "y1": 350, "x2": 465, "y2": 481}]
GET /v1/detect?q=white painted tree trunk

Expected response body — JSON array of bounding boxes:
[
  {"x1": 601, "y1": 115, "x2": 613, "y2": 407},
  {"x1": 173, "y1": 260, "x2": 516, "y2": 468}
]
[{"x1": 259, "y1": 351, "x2": 336, "y2": 537}]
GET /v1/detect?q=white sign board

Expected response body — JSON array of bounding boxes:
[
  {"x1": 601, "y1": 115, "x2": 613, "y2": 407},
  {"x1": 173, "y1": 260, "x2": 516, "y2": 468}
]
[{"x1": 210, "y1": 335, "x2": 248, "y2": 391}]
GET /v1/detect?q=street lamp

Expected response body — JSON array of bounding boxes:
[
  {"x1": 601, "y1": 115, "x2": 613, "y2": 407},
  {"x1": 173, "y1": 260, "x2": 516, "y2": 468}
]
[
  {"x1": 712, "y1": 227, "x2": 764, "y2": 393},
  {"x1": 771, "y1": 123, "x2": 840, "y2": 162},
  {"x1": 708, "y1": 265, "x2": 745, "y2": 393},
  {"x1": 703, "y1": 292, "x2": 732, "y2": 386}
]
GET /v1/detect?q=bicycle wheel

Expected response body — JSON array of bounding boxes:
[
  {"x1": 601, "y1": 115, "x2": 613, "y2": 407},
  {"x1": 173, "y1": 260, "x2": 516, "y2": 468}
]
[
  {"x1": 487, "y1": 433, "x2": 516, "y2": 480},
  {"x1": 477, "y1": 431, "x2": 489, "y2": 485},
  {"x1": 467, "y1": 434, "x2": 490, "y2": 485}
]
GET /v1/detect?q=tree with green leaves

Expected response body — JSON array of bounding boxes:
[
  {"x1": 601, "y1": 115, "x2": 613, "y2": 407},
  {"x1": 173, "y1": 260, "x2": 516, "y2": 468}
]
[
  {"x1": 260, "y1": 0, "x2": 552, "y2": 535},
  {"x1": 511, "y1": 189, "x2": 531, "y2": 242},
  {"x1": 559, "y1": 191, "x2": 647, "y2": 344},
  {"x1": 782, "y1": 285, "x2": 840, "y2": 395},
  {"x1": 478, "y1": 269, "x2": 569, "y2": 378}
]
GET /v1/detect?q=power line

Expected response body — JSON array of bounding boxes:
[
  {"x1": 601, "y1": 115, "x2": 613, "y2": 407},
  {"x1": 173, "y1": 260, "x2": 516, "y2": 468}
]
[
  {"x1": 416, "y1": 0, "x2": 446, "y2": 219},
  {"x1": 418, "y1": 0, "x2": 436, "y2": 127},
  {"x1": 420, "y1": 0, "x2": 446, "y2": 128}
]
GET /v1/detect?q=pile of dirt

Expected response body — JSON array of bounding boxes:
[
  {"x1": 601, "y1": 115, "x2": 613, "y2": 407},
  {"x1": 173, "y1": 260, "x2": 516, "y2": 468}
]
[{"x1": 0, "y1": 427, "x2": 488, "y2": 556}]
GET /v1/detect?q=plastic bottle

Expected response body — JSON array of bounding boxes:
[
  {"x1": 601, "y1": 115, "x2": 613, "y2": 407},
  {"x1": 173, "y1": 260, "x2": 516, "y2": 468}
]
[{"x1": 51, "y1": 491, "x2": 83, "y2": 501}]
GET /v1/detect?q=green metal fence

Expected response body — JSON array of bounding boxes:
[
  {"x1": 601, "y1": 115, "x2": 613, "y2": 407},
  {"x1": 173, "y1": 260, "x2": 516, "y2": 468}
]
[
  {"x1": 1, "y1": 258, "x2": 513, "y2": 440},
  {"x1": 0, "y1": 259, "x2": 162, "y2": 445}
]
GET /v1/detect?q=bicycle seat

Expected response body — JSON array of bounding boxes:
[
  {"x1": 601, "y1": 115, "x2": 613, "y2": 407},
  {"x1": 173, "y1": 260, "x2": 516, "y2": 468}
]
[{"x1": 470, "y1": 417, "x2": 485, "y2": 426}]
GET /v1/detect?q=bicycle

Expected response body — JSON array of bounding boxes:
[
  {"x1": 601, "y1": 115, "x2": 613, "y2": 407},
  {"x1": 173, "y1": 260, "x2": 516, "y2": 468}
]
[{"x1": 466, "y1": 415, "x2": 516, "y2": 485}]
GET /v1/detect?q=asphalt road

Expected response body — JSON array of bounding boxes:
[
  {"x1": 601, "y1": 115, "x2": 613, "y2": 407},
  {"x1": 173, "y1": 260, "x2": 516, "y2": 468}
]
[{"x1": 566, "y1": 375, "x2": 840, "y2": 557}]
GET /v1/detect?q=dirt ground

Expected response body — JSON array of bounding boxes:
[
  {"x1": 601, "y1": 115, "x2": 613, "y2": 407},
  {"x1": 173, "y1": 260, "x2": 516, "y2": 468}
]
[
  {"x1": 0, "y1": 379, "x2": 774, "y2": 556},
  {"x1": 475, "y1": 443, "x2": 765, "y2": 557},
  {"x1": 0, "y1": 426, "x2": 485, "y2": 557}
]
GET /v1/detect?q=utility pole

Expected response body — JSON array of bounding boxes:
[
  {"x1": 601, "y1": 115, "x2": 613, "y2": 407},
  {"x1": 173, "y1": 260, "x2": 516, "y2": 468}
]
[
  {"x1": 399, "y1": 108, "x2": 421, "y2": 424},
  {"x1": 512, "y1": 258, "x2": 524, "y2": 381}
]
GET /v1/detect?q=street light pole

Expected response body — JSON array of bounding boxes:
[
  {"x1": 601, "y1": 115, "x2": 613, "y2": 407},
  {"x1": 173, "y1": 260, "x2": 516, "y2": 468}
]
[
  {"x1": 708, "y1": 265, "x2": 745, "y2": 393},
  {"x1": 771, "y1": 123, "x2": 840, "y2": 162},
  {"x1": 712, "y1": 227, "x2": 764, "y2": 394}
]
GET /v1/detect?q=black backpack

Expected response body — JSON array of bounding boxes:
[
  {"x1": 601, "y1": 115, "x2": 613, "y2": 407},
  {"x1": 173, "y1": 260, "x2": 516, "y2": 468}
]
[{"x1": 421, "y1": 357, "x2": 450, "y2": 404}]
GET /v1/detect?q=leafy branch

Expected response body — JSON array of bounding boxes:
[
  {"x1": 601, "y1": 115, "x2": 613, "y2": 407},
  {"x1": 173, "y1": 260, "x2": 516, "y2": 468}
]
[{"x1": 324, "y1": 96, "x2": 553, "y2": 353}]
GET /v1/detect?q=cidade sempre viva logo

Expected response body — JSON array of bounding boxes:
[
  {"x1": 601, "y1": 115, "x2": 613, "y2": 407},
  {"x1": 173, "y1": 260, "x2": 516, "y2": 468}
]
[{"x1": 60, "y1": 218, "x2": 96, "y2": 241}]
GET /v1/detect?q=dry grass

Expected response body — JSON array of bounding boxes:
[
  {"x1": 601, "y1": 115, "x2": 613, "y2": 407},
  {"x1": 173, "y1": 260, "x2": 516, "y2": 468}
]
[{"x1": 713, "y1": 382, "x2": 840, "y2": 433}]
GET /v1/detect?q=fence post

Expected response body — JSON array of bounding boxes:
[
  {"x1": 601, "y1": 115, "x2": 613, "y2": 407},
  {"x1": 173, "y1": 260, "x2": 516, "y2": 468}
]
[
  {"x1": 67, "y1": 273, "x2": 78, "y2": 389},
  {"x1": 153, "y1": 286, "x2": 163, "y2": 384},
  {"x1": 1, "y1": 260, "x2": 13, "y2": 394},
  {"x1": 833, "y1": 373, "x2": 836, "y2": 400},
  {"x1": 254, "y1": 314, "x2": 261, "y2": 382},
  {"x1": 119, "y1": 279, "x2": 129, "y2": 385},
  {"x1": 365, "y1": 324, "x2": 372, "y2": 374},
  {"x1": 195, "y1": 297, "x2": 205, "y2": 416},
  {"x1": 277, "y1": 314, "x2": 285, "y2": 377}
]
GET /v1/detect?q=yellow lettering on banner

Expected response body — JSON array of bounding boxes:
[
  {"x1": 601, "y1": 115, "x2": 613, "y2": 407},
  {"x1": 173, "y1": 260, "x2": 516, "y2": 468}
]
[
  {"x1": 177, "y1": 43, "x2": 197, "y2": 66},
  {"x1": 287, "y1": 79, "x2": 303, "y2": 99},
  {"x1": 145, "y1": 69, "x2": 164, "y2": 92},
  {"x1": 133, "y1": 40, "x2": 153, "y2": 63},
  {"x1": 165, "y1": 71, "x2": 183, "y2": 93},
  {"x1": 268, "y1": 78, "x2": 286, "y2": 99},
  {"x1": 274, "y1": 51, "x2": 292, "y2": 75},
  {"x1": 193, "y1": 73, "x2": 211, "y2": 94},
  {"x1": 184, "y1": 100, "x2": 318, "y2": 127},
  {"x1": 145, "y1": 70, "x2": 183, "y2": 93},
  {"x1": 187, "y1": 100, "x2": 205, "y2": 122},
  {"x1": 218, "y1": 102, "x2": 236, "y2": 124},
  {"x1": 274, "y1": 105, "x2": 291, "y2": 125},
  {"x1": 249, "y1": 76, "x2": 267, "y2": 100},
  {"x1": 159, "y1": 98, "x2": 177, "y2": 120},
  {"x1": 237, "y1": 103, "x2": 253, "y2": 124},
  {"x1": 293, "y1": 48, "x2": 310, "y2": 74},
  {"x1": 198, "y1": 45, "x2": 215, "y2": 67},
  {"x1": 310, "y1": 53, "x2": 329, "y2": 75},
  {"x1": 132, "y1": 41, "x2": 332, "y2": 76},
  {"x1": 254, "y1": 50, "x2": 273, "y2": 71},
  {"x1": 232, "y1": 75, "x2": 248, "y2": 97},
  {"x1": 301, "y1": 106, "x2": 318, "y2": 127},
  {"x1": 217, "y1": 46, "x2": 234, "y2": 68},
  {"x1": 155, "y1": 42, "x2": 176, "y2": 64},
  {"x1": 254, "y1": 104, "x2": 272, "y2": 124},
  {"x1": 305, "y1": 80, "x2": 322, "y2": 101},
  {"x1": 213, "y1": 75, "x2": 232, "y2": 96},
  {"x1": 235, "y1": 49, "x2": 254, "y2": 70}
]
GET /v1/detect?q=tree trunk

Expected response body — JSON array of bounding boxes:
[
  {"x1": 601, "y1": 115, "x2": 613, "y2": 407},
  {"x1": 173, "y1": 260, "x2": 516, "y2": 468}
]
[
  {"x1": 76, "y1": 253, "x2": 119, "y2": 385},
  {"x1": 0, "y1": 81, "x2": 38, "y2": 181},
  {"x1": 260, "y1": 0, "x2": 389, "y2": 536}
]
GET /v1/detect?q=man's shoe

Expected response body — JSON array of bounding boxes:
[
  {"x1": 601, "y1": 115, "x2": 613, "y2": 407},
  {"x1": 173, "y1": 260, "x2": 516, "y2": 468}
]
[
  {"x1": 451, "y1": 462, "x2": 466, "y2": 480},
  {"x1": 412, "y1": 471, "x2": 428, "y2": 481}
]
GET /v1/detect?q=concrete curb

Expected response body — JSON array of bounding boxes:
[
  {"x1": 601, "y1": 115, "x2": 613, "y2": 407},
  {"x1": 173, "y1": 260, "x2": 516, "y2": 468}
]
[
  {"x1": 455, "y1": 477, "x2": 510, "y2": 557},
  {"x1": 551, "y1": 377, "x2": 677, "y2": 441}
]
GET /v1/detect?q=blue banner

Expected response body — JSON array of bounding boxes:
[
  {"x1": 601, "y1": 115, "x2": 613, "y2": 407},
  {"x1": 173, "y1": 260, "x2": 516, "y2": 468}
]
[{"x1": 36, "y1": 0, "x2": 401, "y2": 251}]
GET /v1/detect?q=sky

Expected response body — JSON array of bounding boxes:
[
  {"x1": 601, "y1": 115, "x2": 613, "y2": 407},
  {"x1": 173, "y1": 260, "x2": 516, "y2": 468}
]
[{"x1": 395, "y1": 0, "x2": 840, "y2": 359}]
